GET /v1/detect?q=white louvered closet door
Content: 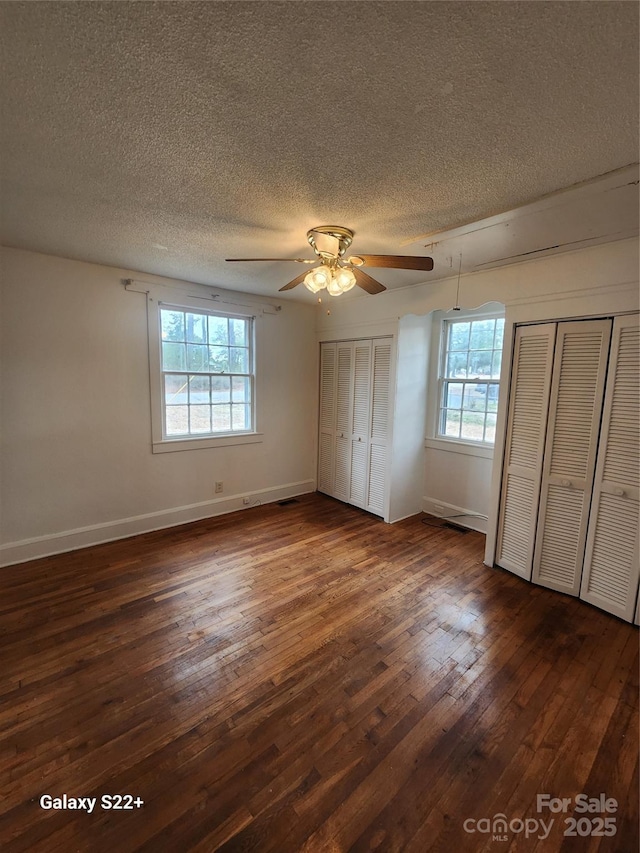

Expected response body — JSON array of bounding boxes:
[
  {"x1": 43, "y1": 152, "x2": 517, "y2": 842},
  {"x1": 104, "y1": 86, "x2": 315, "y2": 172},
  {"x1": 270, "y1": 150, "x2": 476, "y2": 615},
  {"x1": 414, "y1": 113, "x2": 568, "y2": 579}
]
[
  {"x1": 367, "y1": 340, "x2": 392, "y2": 516},
  {"x1": 580, "y1": 314, "x2": 640, "y2": 621},
  {"x1": 318, "y1": 344, "x2": 337, "y2": 495},
  {"x1": 333, "y1": 343, "x2": 354, "y2": 502},
  {"x1": 532, "y1": 320, "x2": 612, "y2": 595},
  {"x1": 349, "y1": 341, "x2": 372, "y2": 508},
  {"x1": 496, "y1": 324, "x2": 556, "y2": 579}
]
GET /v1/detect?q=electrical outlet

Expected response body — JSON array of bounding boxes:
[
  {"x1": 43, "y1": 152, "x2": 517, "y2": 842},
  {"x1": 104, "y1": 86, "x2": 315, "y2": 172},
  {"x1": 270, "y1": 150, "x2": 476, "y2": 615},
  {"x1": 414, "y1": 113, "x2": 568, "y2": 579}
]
[
  {"x1": 242, "y1": 497, "x2": 250, "y2": 505},
  {"x1": 215, "y1": 481, "x2": 223, "y2": 494}
]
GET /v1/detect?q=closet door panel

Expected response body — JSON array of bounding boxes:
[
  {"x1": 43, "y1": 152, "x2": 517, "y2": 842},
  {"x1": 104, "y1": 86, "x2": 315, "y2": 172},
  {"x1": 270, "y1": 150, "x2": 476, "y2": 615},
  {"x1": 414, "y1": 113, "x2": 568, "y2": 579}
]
[
  {"x1": 333, "y1": 436, "x2": 351, "y2": 501},
  {"x1": 367, "y1": 444, "x2": 387, "y2": 515},
  {"x1": 332, "y1": 344, "x2": 354, "y2": 502},
  {"x1": 367, "y1": 340, "x2": 392, "y2": 516},
  {"x1": 580, "y1": 314, "x2": 640, "y2": 621},
  {"x1": 350, "y1": 440, "x2": 368, "y2": 506},
  {"x1": 335, "y1": 343, "x2": 354, "y2": 437},
  {"x1": 496, "y1": 324, "x2": 556, "y2": 579},
  {"x1": 350, "y1": 341, "x2": 372, "y2": 508},
  {"x1": 317, "y1": 344, "x2": 336, "y2": 494},
  {"x1": 317, "y1": 336, "x2": 392, "y2": 517},
  {"x1": 532, "y1": 320, "x2": 612, "y2": 595}
]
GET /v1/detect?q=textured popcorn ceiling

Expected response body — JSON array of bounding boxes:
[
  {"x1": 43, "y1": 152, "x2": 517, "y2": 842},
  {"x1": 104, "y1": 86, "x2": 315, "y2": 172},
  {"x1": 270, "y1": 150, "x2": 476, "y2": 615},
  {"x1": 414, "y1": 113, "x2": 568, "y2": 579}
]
[{"x1": 0, "y1": 1, "x2": 638, "y2": 300}]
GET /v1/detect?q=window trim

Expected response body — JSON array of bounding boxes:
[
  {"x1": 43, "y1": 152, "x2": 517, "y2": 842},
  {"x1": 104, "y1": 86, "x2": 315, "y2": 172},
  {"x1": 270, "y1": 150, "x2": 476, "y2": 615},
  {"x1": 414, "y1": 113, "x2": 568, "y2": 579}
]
[{"x1": 147, "y1": 294, "x2": 263, "y2": 453}]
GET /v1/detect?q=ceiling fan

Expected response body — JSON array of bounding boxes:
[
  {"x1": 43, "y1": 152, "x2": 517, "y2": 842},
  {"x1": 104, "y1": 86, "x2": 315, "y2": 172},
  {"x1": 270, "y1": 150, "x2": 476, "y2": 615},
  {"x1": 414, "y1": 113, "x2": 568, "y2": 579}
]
[{"x1": 226, "y1": 225, "x2": 434, "y2": 296}]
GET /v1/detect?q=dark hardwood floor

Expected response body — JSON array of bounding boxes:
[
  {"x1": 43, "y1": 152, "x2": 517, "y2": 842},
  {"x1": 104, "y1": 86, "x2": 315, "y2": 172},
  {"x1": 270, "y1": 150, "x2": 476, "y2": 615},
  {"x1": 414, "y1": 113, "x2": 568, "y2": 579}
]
[{"x1": 1, "y1": 493, "x2": 637, "y2": 852}]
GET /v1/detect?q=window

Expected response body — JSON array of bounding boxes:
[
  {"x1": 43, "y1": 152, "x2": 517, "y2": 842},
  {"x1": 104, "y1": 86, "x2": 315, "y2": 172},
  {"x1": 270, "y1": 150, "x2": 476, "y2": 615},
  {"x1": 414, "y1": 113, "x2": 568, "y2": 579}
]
[
  {"x1": 438, "y1": 315, "x2": 505, "y2": 444},
  {"x1": 159, "y1": 305, "x2": 254, "y2": 439}
]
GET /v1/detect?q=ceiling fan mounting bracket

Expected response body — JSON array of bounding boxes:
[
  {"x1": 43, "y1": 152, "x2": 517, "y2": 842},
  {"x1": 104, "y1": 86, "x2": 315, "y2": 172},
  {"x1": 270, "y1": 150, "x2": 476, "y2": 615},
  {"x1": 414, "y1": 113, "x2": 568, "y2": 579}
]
[{"x1": 307, "y1": 225, "x2": 354, "y2": 258}]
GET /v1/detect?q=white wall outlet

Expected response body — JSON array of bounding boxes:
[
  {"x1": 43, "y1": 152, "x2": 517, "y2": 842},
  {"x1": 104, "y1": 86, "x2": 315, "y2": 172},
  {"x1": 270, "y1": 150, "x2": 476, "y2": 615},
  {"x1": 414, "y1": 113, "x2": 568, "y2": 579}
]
[
  {"x1": 242, "y1": 497, "x2": 250, "y2": 505},
  {"x1": 215, "y1": 481, "x2": 223, "y2": 494}
]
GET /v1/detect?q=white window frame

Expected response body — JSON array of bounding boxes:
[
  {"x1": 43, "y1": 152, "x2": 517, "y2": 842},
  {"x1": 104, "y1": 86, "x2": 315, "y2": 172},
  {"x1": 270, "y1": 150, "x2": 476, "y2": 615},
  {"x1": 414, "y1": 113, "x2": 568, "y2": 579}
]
[
  {"x1": 147, "y1": 294, "x2": 263, "y2": 453},
  {"x1": 426, "y1": 307, "x2": 505, "y2": 458}
]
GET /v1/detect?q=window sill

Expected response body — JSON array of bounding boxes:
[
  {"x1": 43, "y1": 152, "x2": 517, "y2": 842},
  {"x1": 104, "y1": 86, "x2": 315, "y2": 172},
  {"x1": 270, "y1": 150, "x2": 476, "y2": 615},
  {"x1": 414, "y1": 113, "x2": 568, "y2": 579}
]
[
  {"x1": 152, "y1": 432, "x2": 264, "y2": 453},
  {"x1": 424, "y1": 437, "x2": 494, "y2": 459}
]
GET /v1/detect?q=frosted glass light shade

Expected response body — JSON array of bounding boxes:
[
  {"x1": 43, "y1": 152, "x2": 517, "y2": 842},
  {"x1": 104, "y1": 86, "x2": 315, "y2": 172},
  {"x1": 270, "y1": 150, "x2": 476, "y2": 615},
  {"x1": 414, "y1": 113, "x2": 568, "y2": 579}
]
[
  {"x1": 304, "y1": 266, "x2": 332, "y2": 292},
  {"x1": 326, "y1": 275, "x2": 343, "y2": 296},
  {"x1": 334, "y1": 267, "x2": 356, "y2": 292}
]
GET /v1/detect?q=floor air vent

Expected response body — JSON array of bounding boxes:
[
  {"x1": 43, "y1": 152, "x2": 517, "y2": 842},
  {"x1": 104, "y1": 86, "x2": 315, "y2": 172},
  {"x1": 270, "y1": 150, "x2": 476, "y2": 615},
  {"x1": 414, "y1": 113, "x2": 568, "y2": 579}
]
[{"x1": 278, "y1": 498, "x2": 300, "y2": 506}]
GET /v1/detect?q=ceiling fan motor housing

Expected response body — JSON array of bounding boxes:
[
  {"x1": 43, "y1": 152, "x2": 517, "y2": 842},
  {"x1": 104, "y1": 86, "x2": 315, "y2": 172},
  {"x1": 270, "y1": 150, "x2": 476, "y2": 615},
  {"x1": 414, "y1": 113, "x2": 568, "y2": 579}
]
[{"x1": 307, "y1": 225, "x2": 354, "y2": 259}]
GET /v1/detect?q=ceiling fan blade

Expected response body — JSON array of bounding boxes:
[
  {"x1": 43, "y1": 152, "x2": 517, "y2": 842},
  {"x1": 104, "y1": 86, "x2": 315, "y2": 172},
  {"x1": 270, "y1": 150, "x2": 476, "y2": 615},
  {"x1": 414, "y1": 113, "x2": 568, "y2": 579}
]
[
  {"x1": 226, "y1": 257, "x2": 315, "y2": 263},
  {"x1": 353, "y1": 268, "x2": 386, "y2": 294},
  {"x1": 279, "y1": 270, "x2": 310, "y2": 292},
  {"x1": 351, "y1": 254, "x2": 434, "y2": 271}
]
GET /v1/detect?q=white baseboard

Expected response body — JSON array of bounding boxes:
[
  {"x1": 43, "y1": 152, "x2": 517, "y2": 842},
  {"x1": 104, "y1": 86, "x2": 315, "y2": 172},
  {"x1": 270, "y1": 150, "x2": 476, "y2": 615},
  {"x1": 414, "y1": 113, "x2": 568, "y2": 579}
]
[
  {"x1": 0, "y1": 480, "x2": 316, "y2": 567},
  {"x1": 422, "y1": 497, "x2": 488, "y2": 534}
]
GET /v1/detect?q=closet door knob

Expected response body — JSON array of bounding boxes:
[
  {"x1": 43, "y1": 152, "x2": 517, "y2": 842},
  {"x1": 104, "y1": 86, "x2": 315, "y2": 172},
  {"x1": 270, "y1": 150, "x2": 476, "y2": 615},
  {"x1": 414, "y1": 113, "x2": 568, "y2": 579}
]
[
  {"x1": 614, "y1": 488, "x2": 626, "y2": 497},
  {"x1": 561, "y1": 479, "x2": 571, "y2": 488}
]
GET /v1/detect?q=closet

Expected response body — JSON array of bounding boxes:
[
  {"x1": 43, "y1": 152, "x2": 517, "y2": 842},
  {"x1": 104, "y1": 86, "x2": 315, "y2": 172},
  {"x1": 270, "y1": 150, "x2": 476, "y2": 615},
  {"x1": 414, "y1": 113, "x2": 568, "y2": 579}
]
[
  {"x1": 496, "y1": 314, "x2": 639, "y2": 622},
  {"x1": 318, "y1": 338, "x2": 391, "y2": 517}
]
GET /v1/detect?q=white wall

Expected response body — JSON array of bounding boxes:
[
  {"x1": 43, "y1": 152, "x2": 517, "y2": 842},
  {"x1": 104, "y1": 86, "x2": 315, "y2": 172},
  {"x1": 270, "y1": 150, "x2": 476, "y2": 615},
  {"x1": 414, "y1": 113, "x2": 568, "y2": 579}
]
[
  {"x1": 0, "y1": 247, "x2": 318, "y2": 565},
  {"x1": 423, "y1": 449, "x2": 493, "y2": 532},
  {"x1": 318, "y1": 238, "x2": 640, "y2": 532},
  {"x1": 387, "y1": 314, "x2": 430, "y2": 523}
]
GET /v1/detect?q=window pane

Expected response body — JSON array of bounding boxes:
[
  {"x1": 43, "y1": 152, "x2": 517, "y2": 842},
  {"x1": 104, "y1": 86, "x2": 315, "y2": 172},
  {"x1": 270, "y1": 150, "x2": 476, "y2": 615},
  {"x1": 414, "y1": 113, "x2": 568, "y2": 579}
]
[
  {"x1": 444, "y1": 409, "x2": 461, "y2": 437},
  {"x1": 487, "y1": 384, "x2": 499, "y2": 412},
  {"x1": 185, "y1": 312, "x2": 207, "y2": 344},
  {"x1": 484, "y1": 413, "x2": 497, "y2": 443},
  {"x1": 463, "y1": 384, "x2": 485, "y2": 411},
  {"x1": 211, "y1": 375, "x2": 230, "y2": 403},
  {"x1": 494, "y1": 319, "x2": 505, "y2": 350},
  {"x1": 229, "y1": 318, "x2": 247, "y2": 346},
  {"x1": 189, "y1": 375, "x2": 210, "y2": 404},
  {"x1": 230, "y1": 347, "x2": 248, "y2": 373},
  {"x1": 212, "y1": 404, "x2": 231, "y2": 431},
  {"x1": 461, "y1": 410, "x2": 486, "y2": 441},
  {"x1": 446, "y1": 351, "x2": 468, "y2": 378},
  {"x1": 166, "y1": 405, "x2": 188, "y2": 436},
  {"x1": 448, "y1": 322, "x2": 470, "y2": 351},
  {"x1": 232, "y1": 376, "x2": 250, "y2": 403},
  {"x1": 165, "y1": 374, "x2": 188, "y2": 405},
  {"x1": 189, "y1": 405, "x2": 211, "y2": 434},
  {"x1": 232, "y1": 404, "x2": 250, "y2": 430},
  {"x1": 469, "y1": 350, "x2": 493, "y2": 377},
  {"x1": 445, "y1": 382, "x2": 463, "y2": 409},
  {"x1": 470, "y1": 384, "x2": 488, "y2": 411},
  {"x1": 162, "y1": 342, "x2": 186, "y2": 371},
  {"x1": 469, "y1": 319, "x2": 495, "y2": 350},
  {"x1": 209, "y1": 346, "x2": 229, "y2": 373},
  {"x1": 208, "y1": 315, "x2": 228, "y2": 345},
  {"x1": 161, "y1": 310, "x2": 185, "y2": 342},
  {"x1": 187, "y1": 344, "x2": 208, "y2": 371}
]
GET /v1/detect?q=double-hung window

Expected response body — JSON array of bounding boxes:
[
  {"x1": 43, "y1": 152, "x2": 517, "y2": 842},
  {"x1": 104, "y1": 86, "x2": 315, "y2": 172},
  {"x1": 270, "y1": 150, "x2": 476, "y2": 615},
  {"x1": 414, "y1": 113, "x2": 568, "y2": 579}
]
[
  {"x1": 159, "y1": 305, "x2": 254, "y2": 440},
  {"x1": 438, "y1": 315, "x2": 505, "y2": 445}
]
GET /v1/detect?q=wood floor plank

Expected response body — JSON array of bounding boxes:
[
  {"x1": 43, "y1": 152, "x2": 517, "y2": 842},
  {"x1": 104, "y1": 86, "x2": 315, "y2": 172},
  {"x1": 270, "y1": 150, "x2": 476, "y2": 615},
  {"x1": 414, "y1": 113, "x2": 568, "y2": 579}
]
[{"x1": 0, "y1": 494, "x2": 637, "y2": 852}]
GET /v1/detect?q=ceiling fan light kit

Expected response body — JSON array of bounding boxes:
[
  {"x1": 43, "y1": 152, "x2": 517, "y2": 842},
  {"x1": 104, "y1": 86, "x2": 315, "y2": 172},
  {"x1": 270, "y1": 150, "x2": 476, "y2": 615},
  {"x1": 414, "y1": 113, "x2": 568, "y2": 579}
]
[
  {"x1": 226, "y1": 224, "x2": 434, "y2": 296},
  {"x1": 305, "y1": 264, "x2": 357, "y2": 296}
]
